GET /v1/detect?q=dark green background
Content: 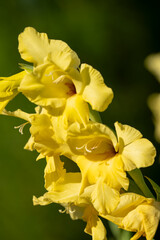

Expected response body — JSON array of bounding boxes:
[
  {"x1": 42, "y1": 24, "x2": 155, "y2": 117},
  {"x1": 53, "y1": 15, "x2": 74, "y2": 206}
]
[{"x1": 0, "y1": 0, "x2": 159, "y2": 239}]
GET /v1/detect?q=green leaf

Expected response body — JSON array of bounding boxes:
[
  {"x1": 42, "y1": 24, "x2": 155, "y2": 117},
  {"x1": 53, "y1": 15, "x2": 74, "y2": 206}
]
[
  {"x1": 128, "y1": 169, "x2": 155, "y2": 199},
  {"x1": 108, "y1": 221, "x2": 121, "y2": 239},
  {"x1": 128, "y1": 178, "x2": 144, "y2": 196},
  {"x1": 145, "y1": 176, "x2": 160, "y2": 201},
  {"x1": 120, "y1": 229, "x2": 131, "y2": 240}
]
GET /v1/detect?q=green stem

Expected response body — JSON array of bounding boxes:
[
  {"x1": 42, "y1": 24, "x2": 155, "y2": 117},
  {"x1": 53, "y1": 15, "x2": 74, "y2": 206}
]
[
  {"x1": 89, "y1": 106, "x2": 102, "y2": 123},
  {"x1": 128, "y1": 169, "x2": 155, "y2": 199}
]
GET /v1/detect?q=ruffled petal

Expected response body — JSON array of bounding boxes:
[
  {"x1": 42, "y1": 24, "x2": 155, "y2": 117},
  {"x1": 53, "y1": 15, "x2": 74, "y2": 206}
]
[
  {"x1": 67, "y1": 122, "x2": 117, "y2": 157},
  {"x1": 33, "y1": 172, "x2": 82, "y2": 205},
  {"x1": 122, "y1": 138, "x2": 156, "y2": 171},
  {"x1": 44, "y1": 156, "x2": 66, "y2": 190},
  {"x1": 28, "y1": 113, "x2": 68, "y2": 156},
  {"x1": 84, "y1": 214, "x2": 107, "y2": 240},
  {"x1": 19, "y1": 65, "x2": 71, "y2": 113},
  {"x1": 18, "y1": 27, "x2": 80, "y2": 70},
  {"x1": 103, "y1": 155, "x2": 129, "y2": 191},
  {"x1": 0, "y1": 71, "x2": 26, "y2": 112},
  {"x1": 103, "y1": 193, "x2": 151, "y2": 226},
  {"x1": 91, "y1": 178, "x2": 120, "y2": 214},
  {"x1": 115, "y1": 122, "x2": 142, "y2": 146},
  {"x1": 123, "y1": 204, "x2": 160, "y2": 240},
  {"x1": 80, "y1": 64, "x2": 113, "y2": 112},
  {"x1": 62, "y1": 94, "x2": 89, "y2": 128}
]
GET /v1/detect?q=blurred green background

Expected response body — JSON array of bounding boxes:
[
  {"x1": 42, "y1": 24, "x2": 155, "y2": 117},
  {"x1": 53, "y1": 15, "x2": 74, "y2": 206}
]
[{"x1": 0, "y1": 0, "x2": 160, "y2": 239}]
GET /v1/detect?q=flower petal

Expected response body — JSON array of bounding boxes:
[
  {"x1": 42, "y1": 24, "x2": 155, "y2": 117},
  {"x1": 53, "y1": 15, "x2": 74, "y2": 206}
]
[
  {"x1": 28, "y1": 113, "x2": 68, "y2": 156},
  {"x1": 33, "y1": 172, "x2": 82, "y2": 205},
  {"x1": 103, "y1": 193, "x2": 150, "y2": 226},
  {"x1": 18, "y1": 27, "x2": 80, "y2": 70},
  {"x1": 145, "y1": 53, "x2": 160, "y2": 83},
  {"x1": 122, "y1": 138, "x2": 156, "y2": 171},
  {"x1": 80, "y1": 64, "x2": 113, "y2": 112},
  {"x1": 0, "y1": 71, "x2": 26, "y2": 112},
  {"x1": 67, "y1": 122, "x2": 117, "y2": 157},
  {"x1": 44, "y1": 156, "x2": 66, "y2": 190},
  {"x1": 84, "y1": 213, "x2": 107, "y2": 240},
  {"x1": 62, "y1": 94, "x2": 89, "y2": 128},
  {"x1": 148, "y1": 93, "x2": 160, "y2": 143},
  {"x1": 91, "y1": 178, "x2": 120, "y2": 214},
  {"x1": 115, "y1": 122, "x2": 142, "y2": 146}
]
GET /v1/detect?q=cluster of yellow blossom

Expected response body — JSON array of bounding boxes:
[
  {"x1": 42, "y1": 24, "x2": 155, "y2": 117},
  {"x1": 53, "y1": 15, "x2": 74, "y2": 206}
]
[
  {"x1": 145, "y1": 53, "x2": 160, "y2": 143},
  {"x1": 0, "y1": 27, "x2": 160, "y2": 240}
]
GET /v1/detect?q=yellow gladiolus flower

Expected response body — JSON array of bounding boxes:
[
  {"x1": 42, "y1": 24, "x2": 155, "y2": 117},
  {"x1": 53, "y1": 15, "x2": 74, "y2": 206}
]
[
  {"x1": 66, "y1": 121, "x2": 156, "y2": 214},
  {"x1": 148, "y1": 93, "x2": 160, "y2": 143},
  {"x1": 104, "y1": 193, "x2": 160, "y2": 240},
  {"x1": 18, "y1": 27, "x2": 113, "y2": 115},
  {"x1": 24, "y1": 111, "x2": 70, "y2": 157},
  {"x1": 24, "y1": 97, "x2": 89, "y2": 157},
  {"x1": 33, "y1": 169, "x2": 107, "y2": 240},
  {"x1": 145, "y1": 53, "x2": 160, "y2": 83},
  {"x1": 0, "y1": 71, "x2": 26, "y2": 112}
]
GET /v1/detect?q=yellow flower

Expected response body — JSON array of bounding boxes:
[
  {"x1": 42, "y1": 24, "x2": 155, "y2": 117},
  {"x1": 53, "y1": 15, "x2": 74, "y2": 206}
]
[
  {"x1": 145, "y1": 53, "x2": 160, "y2": 83},
  {"x1": 18, "y1": 27, "x2": 113, "y2": 115},
  {"x1": 0, "y1": 71, "x2": 26, "y2": 112},
  {"x1": 104, "y1": 193, "x2": 160, "y2": 240},
  {"x1": 33, "y1": 168, "x2": 107, "y2": 240},
  {"x1": 66, "y1": 121, "x2": 156, "y2": 214},
  {"x1": 24, "y1": 111, "x2": 70, "y2": 157},
  {"x1": 148, "y1": 93, "x2": 160, "y2": 143}
]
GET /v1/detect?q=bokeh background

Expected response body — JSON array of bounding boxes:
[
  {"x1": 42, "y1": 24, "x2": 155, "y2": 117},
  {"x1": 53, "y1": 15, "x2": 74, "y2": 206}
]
[{"x1": 0, "y1": 0, "x2": 160, "y2": 239}]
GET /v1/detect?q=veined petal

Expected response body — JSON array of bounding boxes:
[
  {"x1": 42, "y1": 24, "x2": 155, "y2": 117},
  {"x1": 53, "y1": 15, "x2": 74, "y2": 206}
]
[
  {"x1": 33, "y1": 172, "x2": 82, "y2": 205},
  {"x1": 18, "y1": 66, "x2": 68, "y2": 113},
  {"x1": 91, "y1": 178, "x2": 120, "y2": 214},
  {"x1": 103, "y1": 155, "x2": 129, "y2": 190},
  {"x1": 0, "y1": 71, "x2": 26, "y2": 112},
  {"x1": 50, "y1": 39, "x2": 80, "y2": 70},
  {"x1": 103, "y1": 193, "x2": 152, "y2": 226},
  {"x1": 115, "y1": 122, "x2": 142, "y2": 146},
  {"x1": 67, "y1": 122, "x2": 117, "y2": 157},
  {"x1": 28, "y1": 113, "x2": 68, "y2": 156},
  {"x1": 122, "y1": 204, "x2": 160, "y2": 240},
  {"x1": 62, "y1": 94, "x2": 89, "y2": 128},
  {"x1": 84, "y1": 207, "x2": 107, "y2": 240},
  {"x1": 44, "y1": 156, "x2": 66, "y2": 190},
  {"x1": 18, "y1": 27, "x2": 80, "y2": 70},
  {"x1": 122, "y1": 138, "x2": 156, "y2": 171},
  {"x1": 18, "y1": 27, "x2": 50, "y2": 65},
  {"x1": 80, "y1": 64, "x2": 113, "y2": 112}
]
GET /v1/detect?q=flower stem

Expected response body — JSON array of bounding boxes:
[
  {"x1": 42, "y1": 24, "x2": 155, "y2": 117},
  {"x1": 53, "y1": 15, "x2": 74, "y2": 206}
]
[
  {"x1": 128, "y1": 169, "x2": 155, "y2": 199},
  {"x1": 89, "y1": 106, "x2": 102, "y2": 123}
]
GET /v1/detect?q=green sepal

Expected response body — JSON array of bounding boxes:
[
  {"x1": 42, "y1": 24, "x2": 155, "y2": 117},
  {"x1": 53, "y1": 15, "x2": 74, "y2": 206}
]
[
  {"x1": 145, "y1": 176, "x2": 160, "y2": 201},
  {"x1": 89, "y1": 105, "x2": 102, "y2": 123},
  {"x1": 19, "y1": 63, "x2": 33, "y2": 72}
]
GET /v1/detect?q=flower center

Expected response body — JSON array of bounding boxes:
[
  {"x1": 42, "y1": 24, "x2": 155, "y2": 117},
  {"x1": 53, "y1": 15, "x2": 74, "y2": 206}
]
[{"x1": 76, "y1": 137, "x2": 115, "y2": 160}]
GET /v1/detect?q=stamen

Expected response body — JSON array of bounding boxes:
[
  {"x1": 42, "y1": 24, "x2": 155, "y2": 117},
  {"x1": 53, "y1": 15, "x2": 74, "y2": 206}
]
[
  {"x1": 75, "y1": 144, "x2": 86, "y2": 151},
  {"x1": 85, "y1": 144, "x2": 92, "y2": 153},
  {"x1": 68, "y1": 208, "x2": 76, "y2": 214},
  {"x1": 45, "y1": 71, "x2": 54, "y2": 81},
  {"x1": 45, "y1": 71, "x2": 54, "y2": 77},
  {"x1": 14, "y1": 122, "x2": 28, "y2": 134},
  {"x1": 59, "y1": 209, "x2": 66, "y2": 214}
]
